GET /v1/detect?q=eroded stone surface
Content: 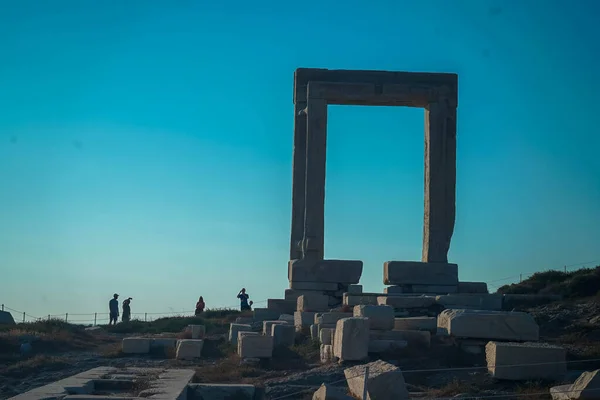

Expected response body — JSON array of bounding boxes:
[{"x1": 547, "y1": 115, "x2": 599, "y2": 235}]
[
  {"x1": 343, "y1": 293, "x2": 381, "y2": 306},
  {"x1": 312, "y1": 383, "x2": 352, "y2": 399},
  {"x1": 320, "y1": 328, "x2": 335, "y2": 345},
  {"x1": 384, "y1": 261, "x2": 458, "y2": 285},
  {"x1": 315, "y1": 312, "x2": 353, "y2": 325},
  {"x1": 438, "y1": 309, "x2": 539, "y2": 341},
  {"x1": 394, "y1": 317, "x2": 437, "y2": 333},
  {"x1": 176, "y1": 339, "x2": 203, "y2": 360},
  {"x1": 353, "y1": 305, "x2": 394, "y2": 330},
  {"x1": 550, "y1": 369, "x2": 600, "y2": 400},
  {"x1": 267, "y1": 299, "x2": 297, "y2": 314},
  {"x1": 238, "y1": 334, "x2": 274, "y2": 358},
  {"x1": 459, "y1": 281, "x2": 489, "y2": 294},
  {"x1": 436, "y1": 294, "x2": 503, "y2": 311},
  {"x1": 229, "y1": 323, "x2": 252, "y2": 346},
  {"x1": 288, "y1": 259, "x2": 363, "y2": 283},
  {"x1": 272, "y1": 323, "x2": 295, "y2": 346},
  {"x1": 344, "y1": 360, "x2": 409, "y2": 400},
  {"x1": 263, "y1": 320, "x2": 288, "y2": 336},
  {"x1": 486, "y1": 341, "x2": 566, "y2": 380},
  {"x1": 370, "y1": 329, "x2": 431, "y2": 348},
  {"x1": 333, "y1": 317, "x2": 369, "y2": 361},
  {"x1": 378, "y1": 296, "x2": 436, "y2": 309},
  {"x1": 320, "y1": 344, "x2": 334, "y2": 364},
  {"x1": 189, "y1": 324, "x2": 205, "y2": 339},
  {"x1": 368, "y1": 339, "x2": 408, "y2": 353},
  {"x1": 298, "y1": 293, "x2": 329, "y2": 312},
  {"x1": 253, "y1": 308, "x2": 282, "y2": 322},
  {"x1": 294, "y1": 311, "x2": 317, "y2": 330}
]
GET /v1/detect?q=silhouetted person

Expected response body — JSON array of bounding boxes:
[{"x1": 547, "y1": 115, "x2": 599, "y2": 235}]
[
  {"x1": 237, "y1": 288, "x2": 250, "y2": 311},
  {"x1": 195, "y1": 296, "x2": 205, "y2": 316},
  {"x1": 109, "y1": 294, "x2": 119, "y2": 325},
  {"x1": 122, "y1": 297, "x2": 132, "y2": 322}
]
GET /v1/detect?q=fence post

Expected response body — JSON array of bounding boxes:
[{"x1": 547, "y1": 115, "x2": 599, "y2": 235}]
[
  {"x1": 145, "y1": 313, "x2": 147, "y2": 322},
  {"x1": 94, "y1": 313, "x2": 97, "y2": 326},
  {"x1": 65, "y1": 313, "x2": 68, "y2": 323},
  {"x1": 519, "y1": 274, "x2": 522, "y2": 283},
  {"x1": 564, "y1": 265, "x2": 567, "y2": 273},
  {"x1": 22, "y1": 312, "x2": 25, "y2": 323},
  {"x1": 362, "y1": 366, "x2": 369, "y2": 400},
  {"x1": 48, "y1": 314, "x2": 50, "y2": 321}
]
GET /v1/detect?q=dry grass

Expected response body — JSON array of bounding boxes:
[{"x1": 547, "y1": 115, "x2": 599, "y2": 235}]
[
  {"x1": 514, "y1": 380, "x2": 553, "y2": 400},
  {"x1": 193, "y1": 353, "x2": 263, "y2": 384},
  {"x1": 428, "y1": 378, "x2": 478, "y2": 398},
  {"x1": 0, "y1": 355, "x2": 73, "y2": 379}
]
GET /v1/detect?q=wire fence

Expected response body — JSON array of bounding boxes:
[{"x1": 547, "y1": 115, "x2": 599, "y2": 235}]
[
  {"x1": 2, "y1": 259, "x2": 598, "y2": 326},
  {"x1": 0, "y1": 299, "x2": 269, "y2": 326}
]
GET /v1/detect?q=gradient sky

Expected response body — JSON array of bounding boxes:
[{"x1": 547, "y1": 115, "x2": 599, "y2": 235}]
[{"x1": 1, "y1": 0, "x2": 599, "y2": 323}]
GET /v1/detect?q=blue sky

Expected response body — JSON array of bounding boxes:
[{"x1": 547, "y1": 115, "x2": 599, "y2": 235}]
[{"x1": 1, "y1": 0, "x2": 599, "y2": 322}]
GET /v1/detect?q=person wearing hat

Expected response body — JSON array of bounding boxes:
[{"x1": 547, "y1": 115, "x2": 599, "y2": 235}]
[{"x1": 109, "y1": 293, "x2": 119, "y2": 325}]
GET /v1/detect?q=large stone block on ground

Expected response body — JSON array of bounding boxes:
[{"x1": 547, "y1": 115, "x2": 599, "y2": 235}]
[
  {"x1": 436, "y1": 294, "x2": 503, "y2": 311},
  {"x1": 298, "y1": 293, "x2": 329, "y2": 312},
  {"x1": 312, "y1": 383, "x2": 352, "y2": 399},
  {"x1": 263, "y1": 320, "x2": 288, "y2": 336},
  {"x1": 176, "y1": 339, "x2": 204, "y2": 360},
  {"x1": 253, "y1": 308, "x2": 281, "y2": 321},
  {"x1": 459, "y1": 281, "x2": 489, "y2": 294},
  {"x1": 238, "y1": 334, "x2": 274, "y2": 358},
  {"x1": 368, "y1": 339, "x2": 408, "y2": 353},
  {"x1": 353, "y1": 305, "x2": 394, "y2": 330},
  {"x1": 550, "y1": 369, "x2": 600, "y2": 400},
  {"x1": 294, "y1": 311, "x2": 317, "y2": 329},
  {"x1": 370, "y1": 329, "x2": 431, "y2": 348},
  {"x1": 267, "y1": 299, "x2": 296, "y2": 314},
  {"x1": 122, "y1": 337, "x2": 151, "y2": 354},
  {"x1": 272, "y1": 323, "x2": 295, "y2": 347},
  {"x1": 486, "y1": 341, "x2": 566, "y2": 380},
  {"x1": 315, "y1": 312, "x2": 353, "y2": 325},
  {"x1": 333, "y1": 317, "x2": 369, "y2": 361},
  {"x1": 384, "y1": 261, "x2": 458, "y2": 285},
  {"x1": 189, "y1": 383, "x2": 255, "y2": 400},
  {"x1": 229, "y1": 323, "x2": 252, "y2": 346},
  {"x1": 344, "y1": 360, "x2": 409, "y2": 400},
  {"x1": 189, "y1": 324, "x2": 205, "y2": 339},
  {"x1": 0, "y1": 311, "x2": 16, "y2": 325},
  {"x1": 236, "y1": 331, "x2": 259, "y2": 355},
  {"x1": 394, "y1": 317, "x2": 437, "y2": 333},
  {"x1": 285, "y1": 288, "x2": 323, "y2": 302},
  {"x1": 378, "y1": 296, "x2": 436, "y2": 309},
  {"x1": 438, "y1": 309, "x2": 539, "y2": 341},
  {"x1": 320, "y1": 328, "x2": 335, "y2": 345},
  {"x1": 289, "y1": 259, "x2": 363, "y2": 283}
]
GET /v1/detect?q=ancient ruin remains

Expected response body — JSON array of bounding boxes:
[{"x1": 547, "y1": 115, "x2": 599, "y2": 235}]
[{"x1": 289, "y1": 68, "x2": 458, "y2": 264}]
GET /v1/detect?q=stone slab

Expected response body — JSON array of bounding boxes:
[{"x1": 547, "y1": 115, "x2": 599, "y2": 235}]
[
  {"x1": 333, "y1": 317, "x2": 369, "y2": 361},
  {"x1": 238, "y1": 334, "x2": 274, "y2": 358},
  {"x1": 552, "y1": 369, "x2": 600, "y2": 400},
  {"x1": 253, "y1": 308, "x2": 281, "y2": 322},
  {"x1": 437, "y1": 309, "x2": 539, "y2": 341},
  {"x1": 236, "y1": 331, "x2": 259, "y2": 355},
  {"x1": 272, "y1": 323, "x2": 295, "y2": 346},
  {"x1": 267, "y1": 299, "x2": 297, "y2": 314},
  {"x1": 263, "y1": 320, "x2": 288, "y2": 336},
  {"x1": 137, "y1": 368, "x2": 196, "y2": 400},
  {"x1": 288, "y1": 259, "x2": 363, "y2": 283},
  {"x1": 383, "y1": 261, "x2": 458, "y2": 285},
  {"x1": 294, "y1": 311, "x2": 317, "y2": 329},
  {"x1": 189, "y1": 324, "x2": 205, "y2": 339},
  {"x1": 486, "y1": 341, "x2": 566, "y2": 380},
  {"x1": 298, "y1": 293, "x2": 329, "y2": 312},
  {"x1": 290, "y1": 281, "x2": 341, "y2": 291},
  {"x1": 378, "y1": 296, "x2": 436, "y2": 309},
  {"x1": 0, "y1": 310, "x2": 16, "y2": 325},
  {"x1": 384, "y1": 286, "x2": 404, "y2": 294},
  {"x1": 315, "y1": 312, "x2": 353, "y2": 325},
  {"x1": 353, "y1": 305, "x2": 394, "y2": 330},
  {"x1": 189, "y1": 383, "x2": 255, "y2": 400},
  {"x1": 436, "y1": 294, "x2": 503, "y2": 311},
  {"x1": 368, "y1": 339, "x2": 408, "y2": 353},
  {"x1": 150, "y1": 338, "x2": 178, "y2": 349},
  {"x1": 459, "y1": 281, "x2": 489, "y2": 294},
  {"x1": 348, "y1": 284, "x2": 363, "y2": 294},
  {"x1": 228, "y1": 323, "x2": 252, "y2": 346},
  {"x1": 343, "y1": 293, "x2": 383, "y2": 306},
  {"x1": 279, "y1": 313, "x2": 295, "y2": 323},
  {"x1": 122, "y1": 337, "x2": 151, "y2": 354},
  {"x1": 285, "y1": 288, "x2": 324, "y2": 301},
  {"x1": 319, "y1": 328, "x2": 335, "y2": 345},
  {"x1": 176, "y1": 339, "x2": 203, "y2": 360},
  {"x1": 394, "y1": 317, "x2": 437, "y2": 333},
  {"x1": 370, "y1": 329, "x2": 431, "y2": 348},
  {"x1": 344, "y1": 360, "x2": 409, "y2": 400}
]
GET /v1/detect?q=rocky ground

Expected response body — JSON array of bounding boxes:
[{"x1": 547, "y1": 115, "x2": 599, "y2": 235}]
[{"x1": 1, "y1": 297, "x2": 600, "y2": 400}]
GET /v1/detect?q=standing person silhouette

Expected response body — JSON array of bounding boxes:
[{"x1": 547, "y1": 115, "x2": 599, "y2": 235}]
[
  {"x1": 109, "y1": 294, "x2": 119, "y2": 325},
  {"x1": 122, "y1": 297, "x2": 132, "y2": 322},
  {"x1": 195, "y1": 296, "x2": 205, "y2": 316},
  {"x1": 237, "y1": 288, "x2": 250, "y2": 311}
]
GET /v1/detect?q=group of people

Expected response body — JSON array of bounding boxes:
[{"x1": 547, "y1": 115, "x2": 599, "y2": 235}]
[
  {"x1": 108, "y1": 287, "x2": 253, "y2": 325},
  {"x1": 108, "y1": 293, "x2": 133, "y2": 325}
]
